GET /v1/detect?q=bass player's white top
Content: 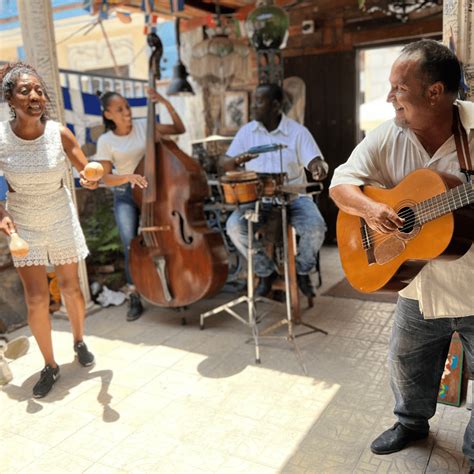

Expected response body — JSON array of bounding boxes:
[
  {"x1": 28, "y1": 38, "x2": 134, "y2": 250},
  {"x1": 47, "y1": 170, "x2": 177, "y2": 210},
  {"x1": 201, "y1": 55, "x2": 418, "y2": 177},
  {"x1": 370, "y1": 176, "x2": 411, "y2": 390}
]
[{"x1": 95, "y1": 119, "x2": 147, "y2": 175}]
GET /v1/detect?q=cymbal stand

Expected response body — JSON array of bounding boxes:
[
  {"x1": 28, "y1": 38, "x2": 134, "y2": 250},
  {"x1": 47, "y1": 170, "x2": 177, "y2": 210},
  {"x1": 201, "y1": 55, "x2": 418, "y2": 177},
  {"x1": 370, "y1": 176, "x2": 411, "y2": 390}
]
[
  {"x1": 257, "y1": 191, "x2": 327, "y2": 375},
  {"x1": 200, "y1": 201, "x2": 274, "y2": 364}
]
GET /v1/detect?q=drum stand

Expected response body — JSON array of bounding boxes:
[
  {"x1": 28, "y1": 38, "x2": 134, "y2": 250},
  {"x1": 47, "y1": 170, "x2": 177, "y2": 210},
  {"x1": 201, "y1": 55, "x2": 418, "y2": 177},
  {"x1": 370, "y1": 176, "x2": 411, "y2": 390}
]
[
  {"x1": 256, "y1": 193, "x2": 327, "y2": 375},
  {"x1": 200, "y1": 201, "x2": 274, "y2": 364}
]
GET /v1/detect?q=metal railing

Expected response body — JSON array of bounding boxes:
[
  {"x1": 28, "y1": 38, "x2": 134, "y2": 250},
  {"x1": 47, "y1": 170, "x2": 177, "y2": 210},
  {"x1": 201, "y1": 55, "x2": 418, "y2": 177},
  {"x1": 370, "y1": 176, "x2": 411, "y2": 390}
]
[
  {"x1": 59, "y1": 68, "x2": 147, "y2": 98},
  {"x1": 0, "y1": 61, "x2": 147, "y2": 98}
]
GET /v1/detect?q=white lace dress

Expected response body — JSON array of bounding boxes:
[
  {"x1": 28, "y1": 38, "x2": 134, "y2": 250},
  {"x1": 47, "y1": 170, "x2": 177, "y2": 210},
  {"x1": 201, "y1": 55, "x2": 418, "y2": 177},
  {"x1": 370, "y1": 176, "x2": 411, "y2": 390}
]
[{"x1": 0, "y1": 120, "x2": 89, "y2": 267}]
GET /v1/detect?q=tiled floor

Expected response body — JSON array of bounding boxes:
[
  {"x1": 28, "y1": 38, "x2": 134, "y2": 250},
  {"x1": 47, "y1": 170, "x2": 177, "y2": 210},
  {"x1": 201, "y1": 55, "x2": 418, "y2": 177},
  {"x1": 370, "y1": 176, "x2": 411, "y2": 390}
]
[{"x1": 1, "y1": 245, "x2": 471, "y2": 473}]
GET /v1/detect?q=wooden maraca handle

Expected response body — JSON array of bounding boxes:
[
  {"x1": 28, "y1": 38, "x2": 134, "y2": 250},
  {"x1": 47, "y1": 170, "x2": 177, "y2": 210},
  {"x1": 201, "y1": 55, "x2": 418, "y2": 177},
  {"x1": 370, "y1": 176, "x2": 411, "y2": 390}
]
[
  {"x1": 9, "y1": 231, "x2": 29, "y2": 258},
  {"x1": 83, "y1": 162, "x2": 104, "y2": 182}
]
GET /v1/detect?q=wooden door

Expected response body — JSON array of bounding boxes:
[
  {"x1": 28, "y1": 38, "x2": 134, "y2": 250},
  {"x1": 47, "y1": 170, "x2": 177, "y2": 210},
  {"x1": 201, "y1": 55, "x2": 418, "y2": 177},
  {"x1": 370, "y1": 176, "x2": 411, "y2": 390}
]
[{"x1": 284, "y1": 51, "x2": 357, "y2": 243}]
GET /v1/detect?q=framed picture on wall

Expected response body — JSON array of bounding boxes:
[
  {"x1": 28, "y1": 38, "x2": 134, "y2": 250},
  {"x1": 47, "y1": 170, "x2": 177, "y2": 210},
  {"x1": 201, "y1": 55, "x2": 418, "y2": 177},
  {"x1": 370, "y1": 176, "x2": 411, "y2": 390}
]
[{"x1": 220, "y1": 91, "x2": 249, "y2": 135}]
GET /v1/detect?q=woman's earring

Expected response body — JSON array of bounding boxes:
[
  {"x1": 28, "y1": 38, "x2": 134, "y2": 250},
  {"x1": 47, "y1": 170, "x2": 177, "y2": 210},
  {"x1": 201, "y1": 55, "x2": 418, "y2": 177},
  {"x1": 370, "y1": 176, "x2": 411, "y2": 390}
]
[{"x1": 9, "y1": 107, "x2": 16, "y2": 119}]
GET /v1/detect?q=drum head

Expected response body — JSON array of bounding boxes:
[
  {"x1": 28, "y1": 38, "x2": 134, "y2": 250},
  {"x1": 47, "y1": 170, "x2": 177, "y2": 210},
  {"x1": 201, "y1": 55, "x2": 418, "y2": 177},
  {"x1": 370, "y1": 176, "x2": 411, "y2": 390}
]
[{"x1": 221, "y1": 170, "x2": 258, "y2": 183}]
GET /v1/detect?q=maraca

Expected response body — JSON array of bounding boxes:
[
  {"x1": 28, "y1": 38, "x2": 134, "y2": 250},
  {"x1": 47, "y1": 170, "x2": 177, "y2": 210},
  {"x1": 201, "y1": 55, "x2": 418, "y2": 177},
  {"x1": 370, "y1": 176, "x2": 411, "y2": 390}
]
[
  {"x1": 83, "y1": 161, "x2": 104, "y2": 182},
  {"x1": 9, "y1": 231, "x2": 29, "y2": 258}
]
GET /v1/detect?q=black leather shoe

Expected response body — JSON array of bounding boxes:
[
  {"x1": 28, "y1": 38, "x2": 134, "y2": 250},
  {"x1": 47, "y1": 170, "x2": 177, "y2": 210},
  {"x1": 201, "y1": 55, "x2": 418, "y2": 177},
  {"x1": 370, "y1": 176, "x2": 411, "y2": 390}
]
[
  {"x1": 370, "y1": 422, "x2": 429, "y2": 455},
  {"x1": 255, "y1": 272, "x2": 277, "y2": 297},
  {"x1": 297, "y1": 274, "x2": 316, "y2": 298},
  {"x1": 127, "y1": 293, "x2": 144, "y2": 322}
]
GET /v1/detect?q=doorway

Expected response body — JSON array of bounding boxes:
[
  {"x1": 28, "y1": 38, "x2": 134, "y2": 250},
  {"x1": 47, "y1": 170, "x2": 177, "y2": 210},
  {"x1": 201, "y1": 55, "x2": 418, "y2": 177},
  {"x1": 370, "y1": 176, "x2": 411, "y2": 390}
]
[{"x1": 356, "y1": 44, "x2": 404, "y2": 143}]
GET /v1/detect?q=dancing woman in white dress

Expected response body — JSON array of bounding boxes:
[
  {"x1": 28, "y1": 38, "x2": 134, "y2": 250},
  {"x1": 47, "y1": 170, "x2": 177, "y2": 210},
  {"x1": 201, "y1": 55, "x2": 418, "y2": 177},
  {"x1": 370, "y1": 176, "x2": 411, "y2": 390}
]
[{"x1": 0, "y1": 62, "x2": 97, "y2": 398}]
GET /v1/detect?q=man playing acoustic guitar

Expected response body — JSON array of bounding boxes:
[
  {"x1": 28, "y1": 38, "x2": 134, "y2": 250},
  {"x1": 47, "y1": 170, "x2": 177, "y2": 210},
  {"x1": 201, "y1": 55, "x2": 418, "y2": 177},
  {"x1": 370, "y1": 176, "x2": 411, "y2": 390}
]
[{"x1": 330, "y1": 40, "x2": 474, "y2": 470}]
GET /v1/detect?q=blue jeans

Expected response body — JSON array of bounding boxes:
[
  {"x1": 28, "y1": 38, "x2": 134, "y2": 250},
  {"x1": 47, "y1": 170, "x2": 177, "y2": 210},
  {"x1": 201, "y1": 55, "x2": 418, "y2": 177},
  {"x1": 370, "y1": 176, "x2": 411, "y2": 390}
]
[
  {"x1": 113, "y1": 184, "x2": 140, "y2": 285},
  {"x1": 390, "y1": 296, "x2": 474, "y2": 462},
  {"x1": 226, "y1": 196, "x2": 326, "y2": 277}
]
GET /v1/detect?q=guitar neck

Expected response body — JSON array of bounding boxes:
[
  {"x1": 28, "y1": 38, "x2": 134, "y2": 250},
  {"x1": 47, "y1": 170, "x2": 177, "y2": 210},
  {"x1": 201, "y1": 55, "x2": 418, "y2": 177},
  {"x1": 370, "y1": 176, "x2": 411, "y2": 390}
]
[{"x1": 416, "y1": 182, "x2": 474, "y2": 225}]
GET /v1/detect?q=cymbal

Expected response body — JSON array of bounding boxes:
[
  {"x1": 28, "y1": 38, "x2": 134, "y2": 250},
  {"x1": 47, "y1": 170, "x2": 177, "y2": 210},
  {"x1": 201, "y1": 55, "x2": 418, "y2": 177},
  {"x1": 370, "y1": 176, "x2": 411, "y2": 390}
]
[{"x1": 191, "y1": 135, "x2": 233, "y2": 145}]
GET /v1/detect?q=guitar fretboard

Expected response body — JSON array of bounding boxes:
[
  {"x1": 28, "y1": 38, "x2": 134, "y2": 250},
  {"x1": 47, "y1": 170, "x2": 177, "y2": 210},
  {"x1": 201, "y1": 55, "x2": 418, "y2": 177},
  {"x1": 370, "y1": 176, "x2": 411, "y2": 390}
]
[{"x1": 415, "y1": 182, "x2": 474, "y2": 225}]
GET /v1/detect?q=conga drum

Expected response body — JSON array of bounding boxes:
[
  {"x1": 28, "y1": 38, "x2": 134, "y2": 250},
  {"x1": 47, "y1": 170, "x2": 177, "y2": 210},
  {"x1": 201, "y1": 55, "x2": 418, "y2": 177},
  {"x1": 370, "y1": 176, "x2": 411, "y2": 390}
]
[{"x1": 220, "y1": 171, "x2": 262, "y2": 205}]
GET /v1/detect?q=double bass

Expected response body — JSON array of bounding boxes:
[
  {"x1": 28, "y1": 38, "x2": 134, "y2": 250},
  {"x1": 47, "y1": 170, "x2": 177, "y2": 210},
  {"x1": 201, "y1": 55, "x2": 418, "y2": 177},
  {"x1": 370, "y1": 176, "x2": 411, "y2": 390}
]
[{"x1": 129, "y1": 33, "x2": 228, "y2": 308}]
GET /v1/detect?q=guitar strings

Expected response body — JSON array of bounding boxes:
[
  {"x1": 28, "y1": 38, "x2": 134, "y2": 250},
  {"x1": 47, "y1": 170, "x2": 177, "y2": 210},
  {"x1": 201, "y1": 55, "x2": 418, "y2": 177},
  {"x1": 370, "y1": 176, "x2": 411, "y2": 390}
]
[{"x1": 361, "y1": 186, "x2": 474, "y2": 248}]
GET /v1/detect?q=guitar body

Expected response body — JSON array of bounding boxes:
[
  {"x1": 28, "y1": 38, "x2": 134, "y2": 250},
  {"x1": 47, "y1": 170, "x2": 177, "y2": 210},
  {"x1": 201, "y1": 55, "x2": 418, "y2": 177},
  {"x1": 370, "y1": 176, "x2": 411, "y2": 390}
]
[{"x1": 337, "y1": 169, "x2": 474, "y2": 293}]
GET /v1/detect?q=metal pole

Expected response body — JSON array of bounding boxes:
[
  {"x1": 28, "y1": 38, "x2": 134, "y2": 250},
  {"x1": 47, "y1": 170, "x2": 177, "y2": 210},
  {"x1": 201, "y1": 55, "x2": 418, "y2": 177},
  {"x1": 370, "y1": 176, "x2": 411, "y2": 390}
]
[{"x1": 17, "y1": 0, "x2": 95, "y2": 314}]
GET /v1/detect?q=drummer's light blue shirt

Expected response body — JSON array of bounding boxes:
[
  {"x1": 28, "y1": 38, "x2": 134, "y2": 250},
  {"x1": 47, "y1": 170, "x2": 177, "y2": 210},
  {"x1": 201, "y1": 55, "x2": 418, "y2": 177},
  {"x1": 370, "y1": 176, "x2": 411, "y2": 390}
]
[{"x1": 226, "y1": 114, "x2": 324, "y2": 185}]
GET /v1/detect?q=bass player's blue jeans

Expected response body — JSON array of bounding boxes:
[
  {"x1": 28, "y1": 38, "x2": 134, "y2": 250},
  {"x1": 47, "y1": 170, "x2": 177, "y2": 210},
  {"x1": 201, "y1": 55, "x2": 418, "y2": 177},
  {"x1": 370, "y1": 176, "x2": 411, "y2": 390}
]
[
  {"x1": 390, "y1": 296, "x2": 474, "y2": 463},
  {"x1": 113, "y1": 183, "x2": 140, "y2": 285}
]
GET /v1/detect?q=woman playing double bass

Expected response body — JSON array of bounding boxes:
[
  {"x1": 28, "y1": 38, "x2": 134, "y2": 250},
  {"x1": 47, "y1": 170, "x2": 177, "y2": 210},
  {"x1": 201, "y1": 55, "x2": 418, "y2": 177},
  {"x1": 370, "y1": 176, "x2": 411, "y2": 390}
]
[{"x1": 95, "y1": 90, "x2": 185, "y2": 321}]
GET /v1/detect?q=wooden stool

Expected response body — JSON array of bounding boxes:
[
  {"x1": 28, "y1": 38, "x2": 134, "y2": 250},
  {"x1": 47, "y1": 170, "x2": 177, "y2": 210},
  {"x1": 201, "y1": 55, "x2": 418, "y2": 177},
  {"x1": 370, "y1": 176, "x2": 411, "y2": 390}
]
[{"x1": 270, "y1": 224, "x2": 313, "y2": 324}]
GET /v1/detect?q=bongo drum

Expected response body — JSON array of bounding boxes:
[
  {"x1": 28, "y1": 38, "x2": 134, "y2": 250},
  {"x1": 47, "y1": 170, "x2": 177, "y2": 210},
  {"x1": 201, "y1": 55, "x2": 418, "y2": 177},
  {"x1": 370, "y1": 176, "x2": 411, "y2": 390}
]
[
  {"x1": 258, "y1": 173, "x2": 287, "y2": 197},
  {"x1": 220, "y1": 171, "x2": 261, "y2": 205}
]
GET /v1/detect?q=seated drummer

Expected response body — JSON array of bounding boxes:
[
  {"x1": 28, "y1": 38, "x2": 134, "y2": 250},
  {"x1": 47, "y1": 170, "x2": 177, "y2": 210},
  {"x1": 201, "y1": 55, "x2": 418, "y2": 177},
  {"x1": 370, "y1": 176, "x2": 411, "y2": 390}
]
[{"x1": 221, "y1": 83, "x2": 328, "y2": 298}]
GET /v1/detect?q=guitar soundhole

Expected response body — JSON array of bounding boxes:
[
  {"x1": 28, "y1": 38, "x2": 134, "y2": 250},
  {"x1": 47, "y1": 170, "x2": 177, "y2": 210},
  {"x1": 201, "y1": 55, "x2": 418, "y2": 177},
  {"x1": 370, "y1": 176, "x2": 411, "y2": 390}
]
[{"x1": 398, "y1": 207, "x2": 415, "y2": 233}]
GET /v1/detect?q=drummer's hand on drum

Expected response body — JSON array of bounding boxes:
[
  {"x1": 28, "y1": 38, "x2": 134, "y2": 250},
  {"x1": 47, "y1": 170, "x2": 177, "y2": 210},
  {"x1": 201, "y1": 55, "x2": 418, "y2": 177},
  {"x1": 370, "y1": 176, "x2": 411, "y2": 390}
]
[
  {"x1": 308, "y1": 157, "x2": 329, "y2": 181},
  {"x1": 234, "y1": 153, "x2": 258, "y2": 167},
  {"x1": 127, "y1": 174, "x2": 148, "y2": 189}
]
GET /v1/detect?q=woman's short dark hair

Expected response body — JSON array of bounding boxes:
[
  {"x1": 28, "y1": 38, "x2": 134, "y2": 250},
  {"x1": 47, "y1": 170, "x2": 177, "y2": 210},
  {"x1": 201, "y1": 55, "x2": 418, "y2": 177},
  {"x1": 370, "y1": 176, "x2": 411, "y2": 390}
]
[
  {"x1": 96, "y1": 90, "x2": 123, "y2": 132},
  {"x1": 0, "y1": 62, "x2": 50, "y2": 122},
  {"x1": 401, "y1": 39, "x2": 461, "y2": 95}
]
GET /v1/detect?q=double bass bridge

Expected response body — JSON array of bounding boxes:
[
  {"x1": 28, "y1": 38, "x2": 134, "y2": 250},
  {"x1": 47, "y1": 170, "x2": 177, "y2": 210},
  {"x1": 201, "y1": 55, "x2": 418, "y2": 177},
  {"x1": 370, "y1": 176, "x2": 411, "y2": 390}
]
[{"x1": 139, "y1": 225, "x2": 171, "y2": 233}]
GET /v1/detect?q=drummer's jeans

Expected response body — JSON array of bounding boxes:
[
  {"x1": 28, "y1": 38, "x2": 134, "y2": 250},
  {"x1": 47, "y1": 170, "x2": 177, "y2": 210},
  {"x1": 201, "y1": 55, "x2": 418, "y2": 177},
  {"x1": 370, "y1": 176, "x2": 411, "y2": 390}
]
[
  {"x1": 226, "y1": 196, "x2": 326, "y2": 277},
  {"x1": 113, "y1": 183, "x2": 140, "y2": 285},
  {"x1": 389, "y1": 296, "x2": 474, "y2": 464}
]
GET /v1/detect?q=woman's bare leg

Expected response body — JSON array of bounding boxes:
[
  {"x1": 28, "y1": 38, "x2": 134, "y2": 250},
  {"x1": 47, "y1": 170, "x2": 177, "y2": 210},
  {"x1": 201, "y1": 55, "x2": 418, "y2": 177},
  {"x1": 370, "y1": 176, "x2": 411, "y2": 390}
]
[
  {"x1": 17, "y1": 265, "x2": 56, "y2": 367},
  {"x1": 54, "y1": 262, "x2": 84, "y2": 343}
]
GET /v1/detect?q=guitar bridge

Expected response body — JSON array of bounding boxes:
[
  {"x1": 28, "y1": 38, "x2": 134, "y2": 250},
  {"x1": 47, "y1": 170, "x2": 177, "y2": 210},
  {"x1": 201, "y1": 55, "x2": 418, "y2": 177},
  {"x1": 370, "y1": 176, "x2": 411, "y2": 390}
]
[{"x1": 360, "y1": 220, "x2": 376, "y2": 264}]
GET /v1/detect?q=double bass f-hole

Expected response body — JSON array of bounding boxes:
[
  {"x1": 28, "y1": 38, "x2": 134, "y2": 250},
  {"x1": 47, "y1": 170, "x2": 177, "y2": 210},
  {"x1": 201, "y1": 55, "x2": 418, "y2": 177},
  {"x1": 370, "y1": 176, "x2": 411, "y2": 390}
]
[{"x1": 171, "y1": 210, "x2": 193, "y2": 245}]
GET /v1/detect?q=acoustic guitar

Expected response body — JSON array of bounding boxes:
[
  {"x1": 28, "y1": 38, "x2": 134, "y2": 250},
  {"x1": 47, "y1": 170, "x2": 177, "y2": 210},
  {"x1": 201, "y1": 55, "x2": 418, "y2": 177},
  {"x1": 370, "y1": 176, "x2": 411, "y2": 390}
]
[{"x1": 336, "y1": 168, "x2": 474, "y2": 293}]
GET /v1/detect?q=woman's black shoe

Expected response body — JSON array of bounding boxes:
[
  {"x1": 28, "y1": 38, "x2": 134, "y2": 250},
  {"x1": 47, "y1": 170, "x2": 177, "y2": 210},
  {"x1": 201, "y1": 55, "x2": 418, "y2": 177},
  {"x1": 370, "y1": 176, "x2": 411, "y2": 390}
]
[
  {"x1": 370, "y1": 422, "x2": 429, "y2": 455},
  {"x1": 127, "y1": 293, "x2": 144, "y2": 321},
  {"x1": 74, "y1": 341, "x2": 95, "y2": 367},
  {"x1": 33, "y1": 365, "x2": 60, "y2": 398}
]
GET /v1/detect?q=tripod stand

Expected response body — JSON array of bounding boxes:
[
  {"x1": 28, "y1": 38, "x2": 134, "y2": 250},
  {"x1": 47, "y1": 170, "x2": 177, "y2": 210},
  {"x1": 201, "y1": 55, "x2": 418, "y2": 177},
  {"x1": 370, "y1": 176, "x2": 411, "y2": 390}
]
[
  {"x1": 200, "y1": 201, "x2": 274, "y2": 364},
  {"x1": 257, "y1": 191, "x2": 327, "y2": 375}
]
